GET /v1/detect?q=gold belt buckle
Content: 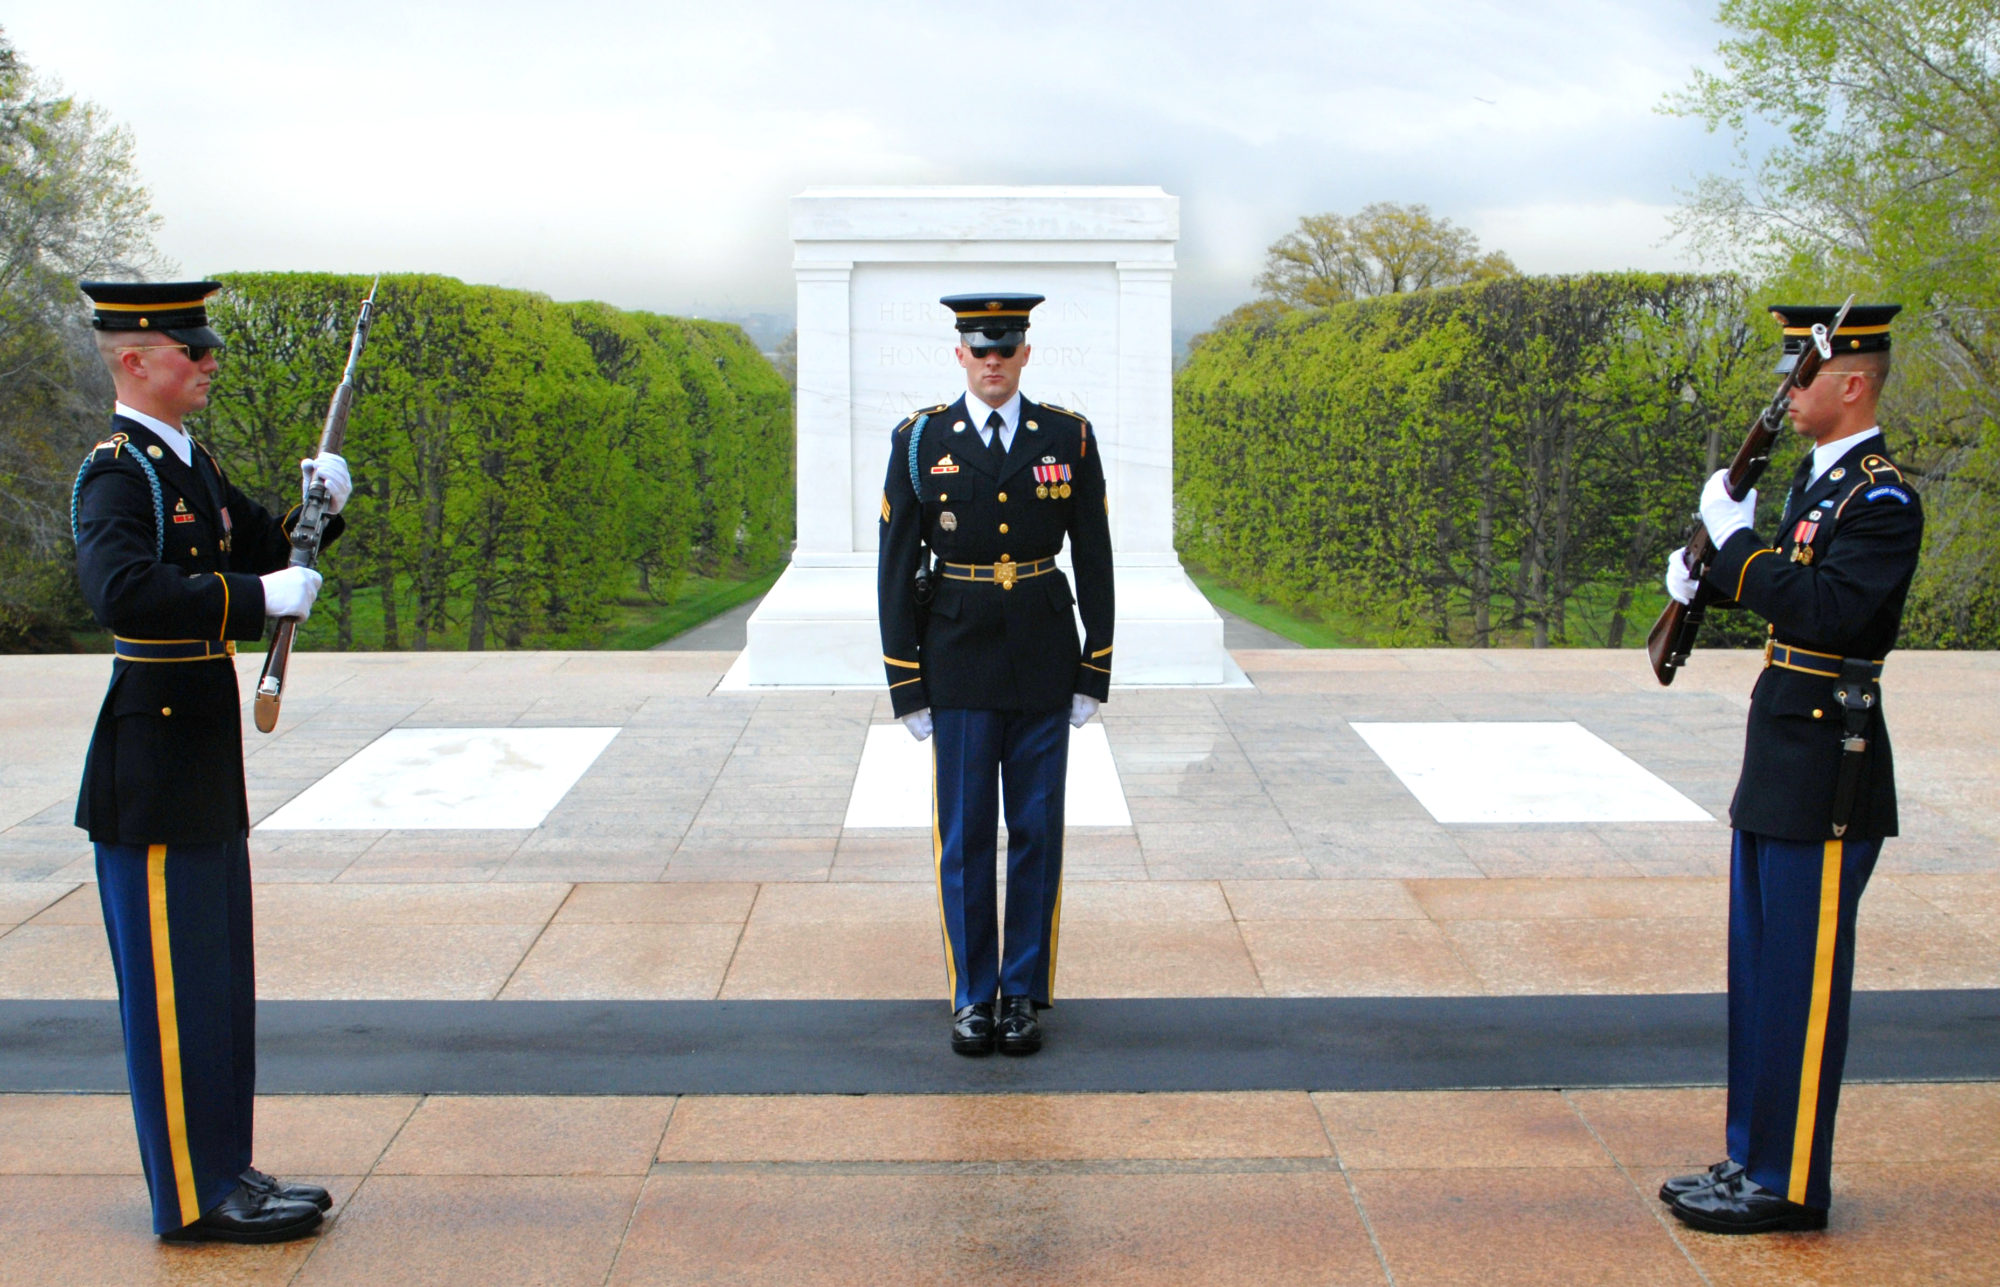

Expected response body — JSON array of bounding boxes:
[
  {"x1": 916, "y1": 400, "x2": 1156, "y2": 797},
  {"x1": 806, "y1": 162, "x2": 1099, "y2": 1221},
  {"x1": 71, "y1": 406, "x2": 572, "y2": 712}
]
[
  {"x1": 995, "y1": 558, "x2": 1017, "y2": 591},
  {"x1": 1763, "y1": 639, "x2": 1775, "y2": 667}
]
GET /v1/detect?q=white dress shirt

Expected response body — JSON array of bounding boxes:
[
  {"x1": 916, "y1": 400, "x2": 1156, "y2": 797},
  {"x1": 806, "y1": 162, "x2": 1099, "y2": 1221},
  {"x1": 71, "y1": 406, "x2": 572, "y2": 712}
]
[
  {"x1": 1808, "y1": 426, "x2": 1880, "y2": 489},
  {"x1": 968, "y1": 391, "x2": 1021, "y2": 455},
  {"x1": 114, "y1": 401, "x2": 193, "y2": 466}
]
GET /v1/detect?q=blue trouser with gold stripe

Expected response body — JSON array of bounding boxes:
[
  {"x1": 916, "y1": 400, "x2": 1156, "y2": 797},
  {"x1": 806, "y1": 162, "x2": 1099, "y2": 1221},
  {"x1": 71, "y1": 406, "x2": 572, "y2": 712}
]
[
  {"x1": 1727, "y1": 829, "x2": 1881, "y2": 1211},
  {"x1": 931, "y1": 708, "x2": 1068, "y2": 1011},
  {"x1": 95, "y1": 837, "x2": 256, "y2": 1234}
]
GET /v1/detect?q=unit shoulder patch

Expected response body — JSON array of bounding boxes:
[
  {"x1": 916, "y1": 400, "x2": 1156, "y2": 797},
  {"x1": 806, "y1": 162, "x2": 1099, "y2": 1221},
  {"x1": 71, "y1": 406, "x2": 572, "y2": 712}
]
[
  {"x1": 1863, "y1": 484, "x2": 1912, "y2": 505},
  {"x1": 1859, "y1": 454, "x2": 1903, "y2": 483},
  {"x1": 894, "y1": 404, "x2": 948, "y2": 434}
]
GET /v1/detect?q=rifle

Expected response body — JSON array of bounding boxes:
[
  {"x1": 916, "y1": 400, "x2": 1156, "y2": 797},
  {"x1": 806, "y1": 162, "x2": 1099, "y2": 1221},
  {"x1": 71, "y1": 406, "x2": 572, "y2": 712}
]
[
  {"x1": 253, "y1": 279, "x2": 378, "y2": 733},
  {"x1": 1646, "y1": 294, "x2": 1853, "y2": 685}
]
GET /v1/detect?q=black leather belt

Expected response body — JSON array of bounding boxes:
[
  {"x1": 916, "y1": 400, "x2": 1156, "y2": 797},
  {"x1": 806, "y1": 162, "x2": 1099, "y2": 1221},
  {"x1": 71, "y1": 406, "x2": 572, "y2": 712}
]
[
  {"x1": 114, "y1": 637, "x2": 236, "y2": 662},
  {"x1": 940, "y1": 557, "x2": 1055, "y2": 591},
  {"x1": 1764, "y1": 641, "x2": 1882, "y2": 679}
]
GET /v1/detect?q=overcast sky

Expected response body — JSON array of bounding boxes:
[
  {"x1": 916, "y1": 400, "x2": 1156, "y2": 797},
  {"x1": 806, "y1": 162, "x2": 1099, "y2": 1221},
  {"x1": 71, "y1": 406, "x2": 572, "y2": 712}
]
[{"x1": 10, "y1": 1, "x2": 1746, "y2": 331}]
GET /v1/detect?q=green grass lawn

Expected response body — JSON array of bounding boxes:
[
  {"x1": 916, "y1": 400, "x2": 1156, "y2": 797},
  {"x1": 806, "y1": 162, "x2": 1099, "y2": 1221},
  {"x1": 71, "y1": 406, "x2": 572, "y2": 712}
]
[
  {"x1": 598, "y1": 564, "x2": 785, "y2": 650},
  {"x1": 1186, "y1": 572, "x2": 1375, "y2": 647}
]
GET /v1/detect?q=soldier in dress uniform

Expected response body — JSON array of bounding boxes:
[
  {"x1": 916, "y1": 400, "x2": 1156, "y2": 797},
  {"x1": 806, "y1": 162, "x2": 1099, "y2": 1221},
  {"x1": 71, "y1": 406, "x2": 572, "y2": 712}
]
[
  {"x1": 71, "y1": 281, "x2": 352, "y2": 1243},
  {"x1": 877, "y1": 292, "x2": 1115, "y2": 1056},
  {"x1": 1659, "y1": 303, "x2": 1920, "y2": 1234}
]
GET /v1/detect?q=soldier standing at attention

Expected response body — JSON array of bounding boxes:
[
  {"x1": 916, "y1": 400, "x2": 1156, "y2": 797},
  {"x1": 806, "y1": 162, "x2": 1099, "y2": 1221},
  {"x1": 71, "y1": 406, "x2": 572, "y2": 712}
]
[
  {"x1": 72, "y1": 281, "x2": 351, "y2": 1243},
  {"x1": 1659, "y1": 303, "x2": 1920, "y2": 1234},
  {"x1": 877, "y1": 293, "x2": 1115, "y2": 1057}
]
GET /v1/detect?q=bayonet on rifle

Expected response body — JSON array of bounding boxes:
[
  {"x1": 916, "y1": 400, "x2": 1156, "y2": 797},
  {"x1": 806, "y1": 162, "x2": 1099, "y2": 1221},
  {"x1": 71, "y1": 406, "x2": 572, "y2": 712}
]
[
  {"x1": 1645, "y1": 294, "x2": 1854, "y2": 685},
  {"x1": 253, "y1": 278, "x2": 378, "y2": 733}
]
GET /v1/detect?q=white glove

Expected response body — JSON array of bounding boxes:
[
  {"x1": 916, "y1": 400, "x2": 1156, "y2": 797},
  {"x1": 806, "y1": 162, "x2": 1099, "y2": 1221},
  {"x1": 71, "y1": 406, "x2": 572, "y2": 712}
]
[
  {"x1": 261, "y1": 566, "x2": 323, "y2": 620},
  {"x1": 1663, "y1": 548, "x2": 1699, "y2": 606},
  {"x1": 303, "y1": 453, "x2": 352, "y2": 515},
  {"x1": 1070, "y1": 694, "x2": 1099, "y2": 728},
  {"x1": 902, "y1": 709, "x2": 933, "y2": 741},
  {"x1": 1699, "y1": 469, "x2": 1757, "y2": 547}
]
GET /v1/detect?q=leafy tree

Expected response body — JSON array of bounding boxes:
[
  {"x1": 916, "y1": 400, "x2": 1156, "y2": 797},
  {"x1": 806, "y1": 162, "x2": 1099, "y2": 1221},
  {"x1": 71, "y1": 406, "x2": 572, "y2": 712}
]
[
  {"x1": 0, "y1": 27, "x2": 163, "y2": 649},
  {"x1": 1255, "y1": 202, "x2": 1516, "y2": 308},
  {"x1": 770, "y1": 328, "x2": 797, "y2": 389},
  {"x1": 565, "y1": 301, "x2": 697, "y2": 601},
  {"x1": 1672, "y1": 0, "x2": 2000, "y2": 645}
]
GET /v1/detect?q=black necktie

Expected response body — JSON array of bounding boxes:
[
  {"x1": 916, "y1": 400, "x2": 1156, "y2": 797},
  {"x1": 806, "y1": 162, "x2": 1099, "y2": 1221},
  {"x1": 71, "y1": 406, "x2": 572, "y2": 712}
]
[{"x1": 985, "y1": 410, "x2": 1007, "y2": 469}]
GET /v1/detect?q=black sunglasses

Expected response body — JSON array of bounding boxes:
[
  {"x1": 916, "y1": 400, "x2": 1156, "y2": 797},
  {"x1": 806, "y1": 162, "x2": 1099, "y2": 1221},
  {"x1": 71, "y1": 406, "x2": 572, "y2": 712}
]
[
  {"x1": 969, "y1": 344, "x2": 1018, "y2": 359},
  {"x1": 117, "y1": 342, "x2": 223, "y2": 363}
]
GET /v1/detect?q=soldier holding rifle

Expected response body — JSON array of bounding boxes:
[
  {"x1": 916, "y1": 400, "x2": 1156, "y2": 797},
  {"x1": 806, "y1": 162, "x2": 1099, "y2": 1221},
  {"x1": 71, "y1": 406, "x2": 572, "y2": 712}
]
[
  {"x1": 1657, "y1": 303, "x2": 1919, "y2": 1234},
  {"x1": 71, "y1": 281, "x2": 354, "y2": 1243}
]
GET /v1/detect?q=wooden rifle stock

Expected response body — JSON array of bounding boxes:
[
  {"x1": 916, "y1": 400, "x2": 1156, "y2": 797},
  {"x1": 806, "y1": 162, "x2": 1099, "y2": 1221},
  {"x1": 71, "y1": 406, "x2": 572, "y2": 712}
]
[
  {"x1": 1645, "y1": 295, "x2": 1854, "y2": 685},
  {"x1": 253, "y1": 282, "x2": 377, "y2": 733}
]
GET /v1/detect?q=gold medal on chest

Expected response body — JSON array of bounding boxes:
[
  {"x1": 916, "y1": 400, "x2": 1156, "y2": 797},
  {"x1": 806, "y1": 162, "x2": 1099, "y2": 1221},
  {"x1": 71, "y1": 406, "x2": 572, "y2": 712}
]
[
  {"x1": 1059, "y1": 483, "x2": 1072, "y2": 499},
  {"x1": 939, "y1": 512, "x2": 957, "y2": 532},
  {"x1": 1793, "y1": 545, "x2": 1814, "y2": 565},
  {"x1": 1036, "y1": 485, "x2": 1049, "y2": 499}
]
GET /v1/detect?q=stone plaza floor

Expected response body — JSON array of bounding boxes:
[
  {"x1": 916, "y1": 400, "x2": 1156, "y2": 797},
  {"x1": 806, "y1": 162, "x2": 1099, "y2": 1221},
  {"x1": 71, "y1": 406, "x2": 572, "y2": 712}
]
[{"x1": 1, "y1": 647, "x2": 1996, "y2": 1283}]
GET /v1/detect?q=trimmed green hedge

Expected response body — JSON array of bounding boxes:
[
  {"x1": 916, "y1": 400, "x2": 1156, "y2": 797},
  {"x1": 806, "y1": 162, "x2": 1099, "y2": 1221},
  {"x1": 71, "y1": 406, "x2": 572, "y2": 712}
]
[
  {"x1": 199, "y1": 273, "x2": 792, "y2": 651},
  {"x1": 1175, "y1": 274, "x2": 1773, "y2": 647}
]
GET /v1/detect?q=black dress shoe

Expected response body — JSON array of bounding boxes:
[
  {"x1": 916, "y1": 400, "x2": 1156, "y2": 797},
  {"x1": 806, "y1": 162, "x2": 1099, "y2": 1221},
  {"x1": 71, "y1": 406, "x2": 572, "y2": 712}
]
[
  {"x1": 1669, "y1": 1173, "x2": 1828, "y2": 1234},
  {"x1": 160, "y1": 1182, "x2": 323, "y2": 1244},
  {"x1": 242, "y1": 1165, "x2": 333, "y2": 1212},
  {"x1": 1658, "y1": 1158, "x2": 1744, "y2": 1204},
  {"x1": 951, "y1": 1002, "x2": 996, "y2": 1056},
  {"x1": 996, "y1": 995, "x2": 1042, "y2": 1056}
]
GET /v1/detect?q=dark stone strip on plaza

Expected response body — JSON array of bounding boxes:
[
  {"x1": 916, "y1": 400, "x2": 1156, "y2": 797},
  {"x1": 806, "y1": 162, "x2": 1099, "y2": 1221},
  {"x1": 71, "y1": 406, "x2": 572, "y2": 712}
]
[{"x1": 3, "y1": 992, "x2": 1996, "y2": 1096}]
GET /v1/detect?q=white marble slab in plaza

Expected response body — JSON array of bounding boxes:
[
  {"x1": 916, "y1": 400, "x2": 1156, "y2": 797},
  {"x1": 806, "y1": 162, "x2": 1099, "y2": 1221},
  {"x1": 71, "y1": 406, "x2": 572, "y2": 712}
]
[
  {"x1": 1351, "y1": 722, "x2": 1713, "y2": 825},
  {"x1": 257, "y1": 727, "x2": 620, "y2": 830},
  {"x1": 844, "y1": 723, "x2": 1132, "y2": 829}
]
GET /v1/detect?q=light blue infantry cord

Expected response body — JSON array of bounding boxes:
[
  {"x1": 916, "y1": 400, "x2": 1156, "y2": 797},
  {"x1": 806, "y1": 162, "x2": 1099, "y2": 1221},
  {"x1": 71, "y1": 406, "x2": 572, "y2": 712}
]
[
  {"x1": 71, "y1": 440, "x2": 165, "y2": 558},
  {"x1": 906, "y1": 413, "x2": 931, "y2": 502}
]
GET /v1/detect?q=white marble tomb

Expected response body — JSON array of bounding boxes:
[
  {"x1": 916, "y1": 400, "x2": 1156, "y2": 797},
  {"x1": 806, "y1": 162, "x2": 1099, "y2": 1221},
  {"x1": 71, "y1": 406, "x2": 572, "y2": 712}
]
[{"x1": 724, "y1": 185, "x2": 1241, "y2": 690}]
